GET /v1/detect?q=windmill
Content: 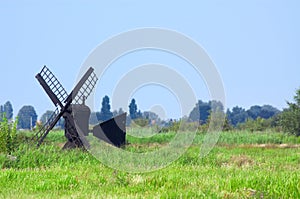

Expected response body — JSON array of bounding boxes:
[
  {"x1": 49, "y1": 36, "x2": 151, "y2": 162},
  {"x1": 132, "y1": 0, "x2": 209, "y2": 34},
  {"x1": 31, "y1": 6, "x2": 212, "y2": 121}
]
[{"x1": 32, "y1": 66, "x2": 126, "y2": 149}]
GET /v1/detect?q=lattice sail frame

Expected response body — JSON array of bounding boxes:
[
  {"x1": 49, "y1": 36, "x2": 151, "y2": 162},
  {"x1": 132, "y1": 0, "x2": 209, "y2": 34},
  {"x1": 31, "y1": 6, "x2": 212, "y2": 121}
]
[
  {"x1": 32, "y1": 107, "x2": 60, "y2": 142},
  {"x1": 72, "y1": 70, "x2": 98, "y2": 105},
  {"x1": 39, "y1": 66, "x2": 68, "y2": 106}
]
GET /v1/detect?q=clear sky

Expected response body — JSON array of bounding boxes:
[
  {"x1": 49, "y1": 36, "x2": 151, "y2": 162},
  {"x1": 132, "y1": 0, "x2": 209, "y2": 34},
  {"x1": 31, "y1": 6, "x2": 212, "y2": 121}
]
[{"x1": 0, "y1": 0, "x2": 299, "y2": 119}]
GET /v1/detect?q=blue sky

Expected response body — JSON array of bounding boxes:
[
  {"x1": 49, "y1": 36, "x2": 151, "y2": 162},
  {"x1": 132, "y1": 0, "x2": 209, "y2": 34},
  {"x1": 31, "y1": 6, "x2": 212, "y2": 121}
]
[{"x1": 0, "y1": 1, "x2": 299, "y2": 119}]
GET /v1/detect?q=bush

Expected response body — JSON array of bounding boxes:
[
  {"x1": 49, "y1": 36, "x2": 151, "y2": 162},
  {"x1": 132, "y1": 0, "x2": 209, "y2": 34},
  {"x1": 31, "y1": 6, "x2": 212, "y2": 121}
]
[
  {"x1": 158, "y1": 120, "x2": 200, "y2": 133},
  {"x1": 131, "y1": 118, "x2": 149, "y2": 127},
  {"x1": 238, "y1": 117, "x2": 272, "y2": 132},
  {"x1": 0, "y1": 115, "x2": 18, "y2": 154},
  {"x1": 280, "y1": 107, "x2": 300, "y2": 136},
  {"x1": 279, "y1": 88, "x2": 300, "y2": 136}
]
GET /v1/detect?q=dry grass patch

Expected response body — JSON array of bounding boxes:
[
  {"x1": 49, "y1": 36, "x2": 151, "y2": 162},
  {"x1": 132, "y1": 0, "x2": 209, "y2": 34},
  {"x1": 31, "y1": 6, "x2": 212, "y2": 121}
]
[
  {"x1": 239, "y1": 144, "x2": 300, "y2": 149},
  {"x1": 229, "y1": 155, "x2": 254, "y2": 167}
]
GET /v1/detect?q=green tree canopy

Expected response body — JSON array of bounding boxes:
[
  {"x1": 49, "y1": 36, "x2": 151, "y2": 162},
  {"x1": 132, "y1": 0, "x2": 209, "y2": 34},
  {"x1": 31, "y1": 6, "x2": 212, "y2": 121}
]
[
  {"x1": 40, "y1": 110, "x2": 54, "y2": 124},
  {"x1": 89, "y1": 112, "x2": 99, "y2": 125},
  {"x1": 112, "y1": 108, "x2": 125, "y2": 117},
  {"x1": 40, "y1": 110, "x2": 64, "y2": 129},
  {"x1": 17, "y1": 105, "x2": 37, "y2": 129},
  {"x1": 129, "y1": 98, "x2": 138, "y2": 119},
  {"x1": 0, "y1": 105, "x2": 3, "y2": 121},
  {"x1": 227, "y1": 106, "x2": 248, "y2": 126},
  {"x1": 189, "y1": 100, "x2": 223, "y2": 124},
  {"x1": 189, "y1": 100, "x2": 210, "y2": 124},
  {"x1": 0, "y1": 101, "x2": 13, "y2": 121},
  {"x1": 3, "y1": 101, "x2": 13, "y2": 120},
  {"x1": 280, "y1": 88, "x2": 300, "y2": 136},
  {"x1": 143, "y1": 111, "x2": 159, "y2": 121},
  {"x1": 247, "y1": 105, "x2": 261, "y2": 120},
  {"x1": 97, "y1": 95, "x2": 113, "y2": 121},
  {"x1": 247, "y1": 105, "x2": 279, "y2": 120}
]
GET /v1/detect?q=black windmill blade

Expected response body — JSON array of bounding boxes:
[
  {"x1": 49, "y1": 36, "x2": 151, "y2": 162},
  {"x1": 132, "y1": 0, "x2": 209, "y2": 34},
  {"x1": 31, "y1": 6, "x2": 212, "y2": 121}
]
[
  {"x1": 64, "y1": 67, "x2": 98, "y2": 106},
  {"x1": 31, "y1": 107, "x2": 62, "y2": 145},
  {"x1": 32, "y1": 66, "x2": 68, "y2": 145},
  {"x1": 69, "y1": 67, "x2": 98, "y2": 105},
  {"x1": 35, "y1": 66, "x2": 68, "y2": 108}
]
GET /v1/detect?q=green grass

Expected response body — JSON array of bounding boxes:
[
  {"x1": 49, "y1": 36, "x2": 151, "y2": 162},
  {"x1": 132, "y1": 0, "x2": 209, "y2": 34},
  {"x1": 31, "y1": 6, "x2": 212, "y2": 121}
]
[
  {"x1": 0, "y1": 130, "x2": 299, "y2": 198},
  {"x1": 216, "y1": 130, "x2": 300, "y2": 145}
]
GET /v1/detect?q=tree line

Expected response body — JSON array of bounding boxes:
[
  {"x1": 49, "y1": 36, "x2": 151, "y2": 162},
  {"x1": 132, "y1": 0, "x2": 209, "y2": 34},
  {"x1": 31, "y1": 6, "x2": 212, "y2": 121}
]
[{"x1": 1, "y1": 87, "x2": 300, "y2": 136}]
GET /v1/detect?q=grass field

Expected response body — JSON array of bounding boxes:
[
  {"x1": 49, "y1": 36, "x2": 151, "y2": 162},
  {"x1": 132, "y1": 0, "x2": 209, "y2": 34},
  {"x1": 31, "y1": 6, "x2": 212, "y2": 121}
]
[{"x1": 0, "y1": 130, "x2": 299, "y2": 198}]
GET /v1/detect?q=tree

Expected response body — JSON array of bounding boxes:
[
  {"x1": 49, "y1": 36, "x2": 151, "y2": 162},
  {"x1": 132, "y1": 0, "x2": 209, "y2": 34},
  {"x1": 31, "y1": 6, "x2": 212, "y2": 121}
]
[
  {"x1": 238, "y1": 117, "x2": 272, "y2": 132},
  {"x1": 260, "y1": 105, "x2": 280, "y2": 119},
  {"x1": 247, "y1": 105, "x2": 261, "y2": 120},
  {"x1": 118, "y1": 108, "x2": 124, "y2": 115},
  {"x1": 227, "y1": 106, "x2": 248, "y2": 126},
  {"x1": 137, "y1": 110, "x2": 142, "y2": 118},
  {"x1": 17, "y1": 105, "x2": 38, "y2": 129},
  {"x1": 0, "y1": 105, "x2": 3, "y2": 121},
  {"x1": 143, "y1": 111, "x2": 159, "y2": 121},
  {"x1": 112, "y1": 110, "x2": 118, "y2": 117},
  {"x1": 40, "y1": 110, "x2": 54, "y2": 125},
  {"x1": 223, "y1": 116, "x2": 233, "y2": 131},
  {"x1": 97, "y1": 95, "x2": 113, "y2": 121},
  {"x1": 89, "y1": 112, "x2": 99, "y2": 125},
  {"x1": 210, "y1": 100, "x2": 224, "y2": 112},
  {"x1": 188, "y1": 100, "x2": 211, "y2": 124},
  {"x1": 205, "y1": 108, "x2": 227, "y2": 132},
  {"x1": 280, "y1": 88, "x2": 300, "y2": 136},
  {"x1": 40, "y1": 110, "x2": 64, "y2": 129},
  {"x1": 129, "y1": 98, "x2": 138, "y2": 119},
  {"x1": 247, "y1": 105, "x2": 279, "y2": 120},
  {"x1": 0, "y1": 101, "x2": 13, "y2": 121},
  {"x1": 3, "y1": 101, "x2": 13, "y2": 120},
  {"x1": 113, "y1": 108, "x2": 125, "y2": 117}
]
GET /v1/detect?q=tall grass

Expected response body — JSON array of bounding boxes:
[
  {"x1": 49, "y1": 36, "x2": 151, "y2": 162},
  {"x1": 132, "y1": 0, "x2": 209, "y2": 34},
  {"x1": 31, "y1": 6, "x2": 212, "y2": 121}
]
[
  {"x1": 216, "y1": 130, "x2": 300, "y2": 145},
  {"x1": 1, "y1": 144, "x2": 299, "y2": 198},
  {"x1": 0, "y1": 130, "x2": 299, "y2": 198}
]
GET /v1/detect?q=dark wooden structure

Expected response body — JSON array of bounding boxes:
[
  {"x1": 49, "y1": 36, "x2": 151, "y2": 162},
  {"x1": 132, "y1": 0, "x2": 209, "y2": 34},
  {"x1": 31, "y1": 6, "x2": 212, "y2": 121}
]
[{"x1": 32, "y1": 66, "x2": 126, "y2": 149}]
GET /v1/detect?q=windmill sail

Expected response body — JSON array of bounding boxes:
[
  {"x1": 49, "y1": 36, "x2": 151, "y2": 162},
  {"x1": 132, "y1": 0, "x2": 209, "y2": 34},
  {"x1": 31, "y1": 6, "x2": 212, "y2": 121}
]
[
  {"x1": 35, "y1": 66, "x2": 68, "y2": 108},
  {"x1": 32, "y1": 107, "x2": 62, "y2": 146},
  {"x1": 64, "y1": 67, "x2": 98, "y2": 105},
  {"x1": 72, "y1": 69, "x2": 98, "y2": 105}
]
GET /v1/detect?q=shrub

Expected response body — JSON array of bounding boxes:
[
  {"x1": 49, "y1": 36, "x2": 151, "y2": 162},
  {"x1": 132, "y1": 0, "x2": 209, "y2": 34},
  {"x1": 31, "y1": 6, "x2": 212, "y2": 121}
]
[
  {"x1": 0, "y1": 115, "x2": 18, "y2": 154},
  {"x1": 279, "y1": 88, "x2": 300, "y2": 136},
  {"x1": 238, "y1": 117, "x2": 272, "y2": 132},
  {"x1": 131, "y1": 118, "x2": 149, "y2": 127}
]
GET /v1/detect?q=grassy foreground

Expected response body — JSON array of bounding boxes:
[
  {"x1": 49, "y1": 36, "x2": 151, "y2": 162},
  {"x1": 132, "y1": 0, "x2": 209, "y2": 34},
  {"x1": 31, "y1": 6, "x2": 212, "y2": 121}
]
[{"x1": 0, "y1": 130, "x2": 299, "y2": 198}]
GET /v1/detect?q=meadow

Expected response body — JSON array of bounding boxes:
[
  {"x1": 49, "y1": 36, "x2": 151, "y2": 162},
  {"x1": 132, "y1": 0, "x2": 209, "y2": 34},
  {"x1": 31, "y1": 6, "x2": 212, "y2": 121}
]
[{"x1": 0, "y1": 130, "x2": 299, "y2": 198}]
